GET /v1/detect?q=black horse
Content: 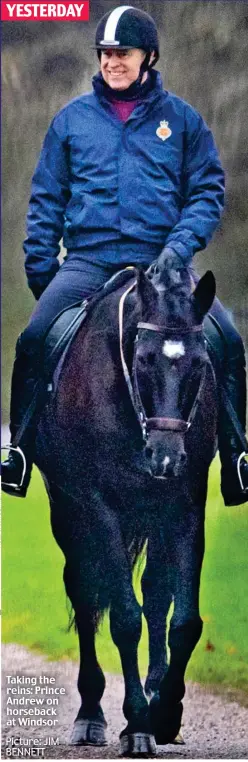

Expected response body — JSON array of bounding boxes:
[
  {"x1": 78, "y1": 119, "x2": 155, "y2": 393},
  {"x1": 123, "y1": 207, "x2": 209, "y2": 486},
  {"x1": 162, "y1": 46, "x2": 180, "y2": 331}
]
[{"x1": 35, "y1": 258, "x2": 217, "y2": 756}]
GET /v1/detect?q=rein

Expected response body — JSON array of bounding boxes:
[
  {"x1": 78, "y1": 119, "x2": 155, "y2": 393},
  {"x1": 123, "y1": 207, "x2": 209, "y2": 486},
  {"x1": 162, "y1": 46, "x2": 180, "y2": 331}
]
[
  {"x1": 119, "y1": 283, "x2": 206, "y2": 442},
  {"x1": 119, "y1": 280, "x2": 138, "y2": 411}
]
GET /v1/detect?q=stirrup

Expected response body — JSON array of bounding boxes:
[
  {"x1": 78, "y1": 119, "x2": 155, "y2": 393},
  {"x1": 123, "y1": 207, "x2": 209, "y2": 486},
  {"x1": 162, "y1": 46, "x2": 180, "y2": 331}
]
[
  {"x1": 237, "y1": 451, "x2": 248, "y2": 492},
  {"x1": 1, "y1": 444, "x2": 27, "y2": 489}
]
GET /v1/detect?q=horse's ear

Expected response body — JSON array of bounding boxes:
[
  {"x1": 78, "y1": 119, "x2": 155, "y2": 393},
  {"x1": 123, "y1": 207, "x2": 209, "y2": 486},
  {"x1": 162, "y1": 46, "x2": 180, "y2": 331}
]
[
  {"x1": 136, "y1": 267, "x2": 157, "y2": 305},
  {"x1": 191, "y1": 271, "x2": 216, "y2": 321}
]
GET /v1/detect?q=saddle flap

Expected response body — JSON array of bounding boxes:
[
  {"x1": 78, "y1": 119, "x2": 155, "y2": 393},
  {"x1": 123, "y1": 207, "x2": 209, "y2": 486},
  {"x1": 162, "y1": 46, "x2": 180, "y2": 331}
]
[{"x1": 43, "y1": 267, "x2": 137, "y2": 381}]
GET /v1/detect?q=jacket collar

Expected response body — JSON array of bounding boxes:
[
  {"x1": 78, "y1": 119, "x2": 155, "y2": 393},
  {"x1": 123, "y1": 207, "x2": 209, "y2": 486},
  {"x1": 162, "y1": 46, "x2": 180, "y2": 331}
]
[{"x1": 92, "y1": 69, "x2": 164, "y2": 104}]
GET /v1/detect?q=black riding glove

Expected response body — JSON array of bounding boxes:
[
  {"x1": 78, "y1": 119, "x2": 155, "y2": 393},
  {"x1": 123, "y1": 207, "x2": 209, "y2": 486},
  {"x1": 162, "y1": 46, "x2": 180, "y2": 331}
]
[
  {"x1": 157, "y1": 247, "x2": 185, "y2": 272},
  {"x1": 147, "y1": 247, "x2": 187, "y2": 288}
]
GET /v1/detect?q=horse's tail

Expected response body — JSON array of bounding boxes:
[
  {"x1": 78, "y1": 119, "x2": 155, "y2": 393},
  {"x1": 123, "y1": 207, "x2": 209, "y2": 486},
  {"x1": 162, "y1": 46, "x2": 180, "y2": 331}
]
[
  {"x1": 128, "y1": 536, "x2": 147, "y2": 571},
  {"x1": 67, "y1": 601, "x2": 107, "y2": 634},
  {"x1": 66, "y1": 536, "x2": 146, "y2": 634}
]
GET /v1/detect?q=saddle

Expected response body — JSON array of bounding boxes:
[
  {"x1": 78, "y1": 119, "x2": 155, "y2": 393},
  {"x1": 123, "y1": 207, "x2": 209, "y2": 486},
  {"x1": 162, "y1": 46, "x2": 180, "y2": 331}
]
[
  {"x1": 9, "y1": 268, "x2": 138, "y2": 451},
  {"x1": 43, "y1": 267, "x2": 137, "y2": 382}
]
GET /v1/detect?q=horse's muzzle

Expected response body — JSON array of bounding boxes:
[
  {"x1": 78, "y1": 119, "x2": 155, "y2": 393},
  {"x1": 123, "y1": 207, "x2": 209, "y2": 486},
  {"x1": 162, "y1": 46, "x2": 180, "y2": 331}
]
[{"x1": 144, "y1": 432, "x2": 187, "y2": 479}]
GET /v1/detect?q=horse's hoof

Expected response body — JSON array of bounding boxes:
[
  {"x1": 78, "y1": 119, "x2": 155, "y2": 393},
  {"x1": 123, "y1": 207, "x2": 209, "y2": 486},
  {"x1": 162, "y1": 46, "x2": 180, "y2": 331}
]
[
  {"x1": 149, "y1": 692, "x2": 183, "y2": 745},
  {"x1": 120, "y1": 732, "x2": 156, "y2": 757},
  {"x1": 172, "y1": 732, "x2": 185, "y2": 745},
  {"x1": 70, "y1": 718, "x2": 107, "y2": 746}
]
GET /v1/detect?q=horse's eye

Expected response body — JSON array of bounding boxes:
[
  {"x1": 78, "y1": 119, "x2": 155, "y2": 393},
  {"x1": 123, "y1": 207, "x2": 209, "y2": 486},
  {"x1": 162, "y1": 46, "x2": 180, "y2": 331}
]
[{"x1": 145, "y1": 446, "x2": 153, "y2": 459}]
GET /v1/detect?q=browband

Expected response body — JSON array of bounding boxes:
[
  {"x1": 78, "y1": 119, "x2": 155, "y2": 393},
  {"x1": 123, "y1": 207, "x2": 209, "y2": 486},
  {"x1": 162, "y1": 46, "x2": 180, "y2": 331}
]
[{"x1": 137, "y1": 321, "x2": 203, "y2": 334}]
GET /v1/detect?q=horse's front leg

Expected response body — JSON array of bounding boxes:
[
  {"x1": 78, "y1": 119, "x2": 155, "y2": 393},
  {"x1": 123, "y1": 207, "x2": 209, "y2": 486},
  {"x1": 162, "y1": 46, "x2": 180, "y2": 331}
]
[
  {"x1": 150, "y1": 500, "x2": 205, "y2": 745},
  {"x1": 142, "y1": 536, "x2": 172, "y2": 697},
  {"x1": 48, "y1": 488, "x2": 107, "y2": 747},
  {"x1": 104, "y1": 511, "x2": 156, "y2": 756},
  {"x1": 110, "y1": 595, "x2": 156, "y2": 756}
]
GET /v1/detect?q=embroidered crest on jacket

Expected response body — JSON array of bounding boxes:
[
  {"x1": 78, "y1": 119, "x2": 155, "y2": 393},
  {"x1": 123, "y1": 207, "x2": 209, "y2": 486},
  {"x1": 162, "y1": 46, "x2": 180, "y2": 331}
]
[{"x1": 156, "y1": 120, "x2": 172, "y2": 141}]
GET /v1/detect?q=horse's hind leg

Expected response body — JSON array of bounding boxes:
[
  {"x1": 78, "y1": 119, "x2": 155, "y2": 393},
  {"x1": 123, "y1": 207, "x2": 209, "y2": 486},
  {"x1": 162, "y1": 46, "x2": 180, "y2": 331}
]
[
  {"x1": 142, "y1": 537, "x2": 172, "y2": 697},
  {"x1": 150, "y1": 501, "x2": 205, "y2": 746}
]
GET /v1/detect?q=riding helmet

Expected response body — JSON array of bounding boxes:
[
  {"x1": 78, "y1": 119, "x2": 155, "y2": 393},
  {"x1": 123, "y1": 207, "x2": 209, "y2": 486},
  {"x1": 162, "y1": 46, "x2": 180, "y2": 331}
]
[{"x1": 94, "y1": 6, "x2": 159, "y2": 67}]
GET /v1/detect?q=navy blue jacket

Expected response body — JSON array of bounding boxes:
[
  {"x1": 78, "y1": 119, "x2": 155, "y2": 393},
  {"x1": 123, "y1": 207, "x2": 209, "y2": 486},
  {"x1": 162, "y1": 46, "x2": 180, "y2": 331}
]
[{"x1": 23, "y1": 70, "x2": 225, "y2": 296}]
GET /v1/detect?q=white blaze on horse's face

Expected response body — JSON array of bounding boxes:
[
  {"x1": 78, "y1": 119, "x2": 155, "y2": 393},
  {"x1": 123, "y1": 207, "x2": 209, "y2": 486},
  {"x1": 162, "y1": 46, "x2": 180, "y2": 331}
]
[{"x1": 162, "y1": 340, "x2": 185, "y2": 360}]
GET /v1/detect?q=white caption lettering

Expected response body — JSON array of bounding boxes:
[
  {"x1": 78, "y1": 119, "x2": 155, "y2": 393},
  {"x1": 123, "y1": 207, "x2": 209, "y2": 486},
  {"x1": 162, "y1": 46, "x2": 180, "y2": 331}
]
[{"x1": 6, "y1": 4, "x2": 16, "y2": 16}]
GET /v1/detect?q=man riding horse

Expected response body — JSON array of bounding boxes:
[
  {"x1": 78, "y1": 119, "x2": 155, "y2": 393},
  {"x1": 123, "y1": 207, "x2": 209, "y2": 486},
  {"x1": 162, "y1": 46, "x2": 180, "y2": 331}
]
[{"x1": 2, "y1": 5, "x2": 248, "y2": 505}]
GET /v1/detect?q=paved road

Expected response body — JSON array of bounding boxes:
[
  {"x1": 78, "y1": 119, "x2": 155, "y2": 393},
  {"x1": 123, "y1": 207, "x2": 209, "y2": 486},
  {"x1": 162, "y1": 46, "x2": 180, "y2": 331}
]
[
  {"x1": 1, "y1": 644, "x2": 248, "y2": 759},
  {"x1": 1, "y1": 425, "x2": 10, "y2": 445}
]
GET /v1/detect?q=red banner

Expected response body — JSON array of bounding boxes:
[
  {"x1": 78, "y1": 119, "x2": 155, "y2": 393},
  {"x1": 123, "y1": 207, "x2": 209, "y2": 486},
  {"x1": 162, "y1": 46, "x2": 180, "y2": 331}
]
[{"x1": 1, "y1": 2, "x2": 90, "y2": 21}]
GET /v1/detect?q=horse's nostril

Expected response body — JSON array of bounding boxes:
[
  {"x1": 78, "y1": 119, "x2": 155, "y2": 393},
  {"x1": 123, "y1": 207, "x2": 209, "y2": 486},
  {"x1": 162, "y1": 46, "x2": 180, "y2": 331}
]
[
  {"x1": 180, "y1": 452, "x2": 187, "y2": 466},
  {"x1": 145, "y1": 446, "x2": 153, "y2": 460}
]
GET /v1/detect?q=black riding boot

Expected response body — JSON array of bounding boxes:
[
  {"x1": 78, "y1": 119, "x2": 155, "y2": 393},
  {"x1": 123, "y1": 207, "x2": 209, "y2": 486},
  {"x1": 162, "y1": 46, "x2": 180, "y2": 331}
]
[
  {"x1": 218, "y1": 353, "x2": 248, "y2": 506},
  {"x1": 1, "y1": 338, "x2": 39, "y2": 498}
]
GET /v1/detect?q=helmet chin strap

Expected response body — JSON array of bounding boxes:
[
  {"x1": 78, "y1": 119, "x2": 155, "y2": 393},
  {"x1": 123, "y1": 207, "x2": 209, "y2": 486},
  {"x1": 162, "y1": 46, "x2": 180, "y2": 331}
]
[{"x1": 136, "y1": 52, "x2": 152, "y2": 83}]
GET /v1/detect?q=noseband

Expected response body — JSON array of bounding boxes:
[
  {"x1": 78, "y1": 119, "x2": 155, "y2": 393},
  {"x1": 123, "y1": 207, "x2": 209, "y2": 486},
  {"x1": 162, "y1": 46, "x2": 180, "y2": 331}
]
[{"x1": 119, "y1": 283, "x2": 206, "y2": 443}]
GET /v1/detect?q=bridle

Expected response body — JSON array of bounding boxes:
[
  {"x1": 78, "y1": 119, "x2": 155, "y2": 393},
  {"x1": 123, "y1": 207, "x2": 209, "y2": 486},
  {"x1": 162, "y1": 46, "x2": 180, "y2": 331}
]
[
  {"x1": 133, "y1": 321, "x2": 206, "y2": 442},
  {"x1": 119, "y1": 282, "x2": 207, "y2": 443}
]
